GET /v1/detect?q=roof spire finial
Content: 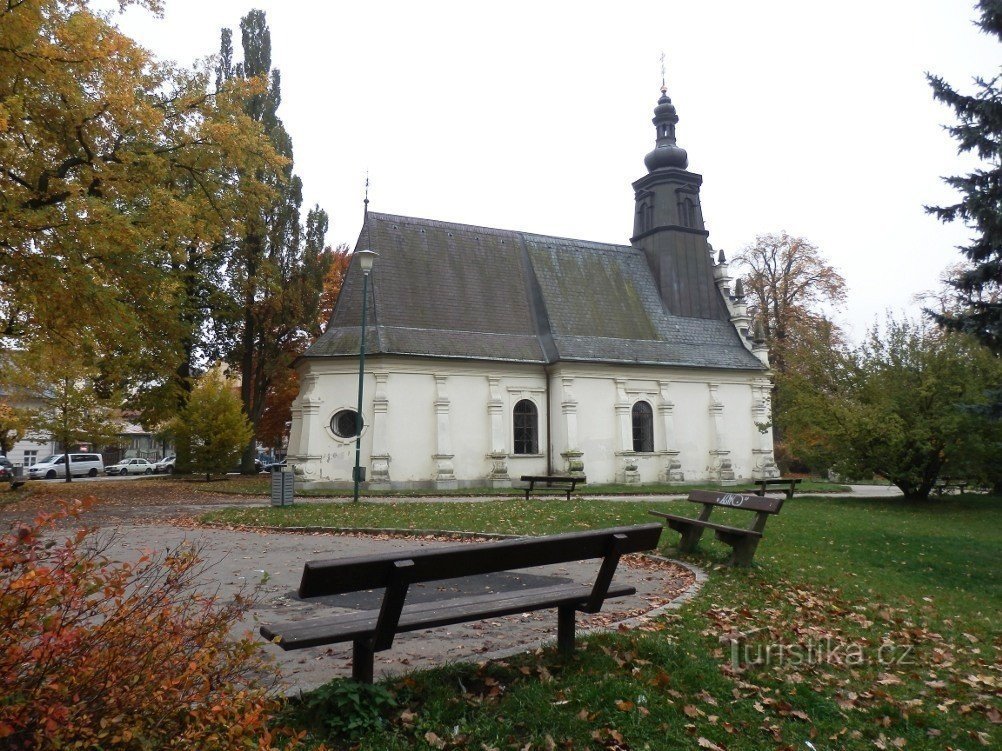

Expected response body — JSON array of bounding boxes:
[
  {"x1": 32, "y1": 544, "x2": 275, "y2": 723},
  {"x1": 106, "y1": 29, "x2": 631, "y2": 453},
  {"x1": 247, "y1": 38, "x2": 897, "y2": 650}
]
[
  {"x1": 363, "y1": 170, "x2": 370, "y2": 217},
  {"x1": 644, "y1": 57, "x2": 688, "y2": 173}
]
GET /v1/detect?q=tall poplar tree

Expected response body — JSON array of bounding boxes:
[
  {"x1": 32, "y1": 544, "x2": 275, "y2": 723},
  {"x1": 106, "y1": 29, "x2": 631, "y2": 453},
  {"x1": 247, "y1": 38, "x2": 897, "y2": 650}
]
[
  {"x1": 216, "y1": 11, "x2": 332, "y2": 472},
  {"x1": 926, "y1": 0, "x2": 1002, "y2": 353}
]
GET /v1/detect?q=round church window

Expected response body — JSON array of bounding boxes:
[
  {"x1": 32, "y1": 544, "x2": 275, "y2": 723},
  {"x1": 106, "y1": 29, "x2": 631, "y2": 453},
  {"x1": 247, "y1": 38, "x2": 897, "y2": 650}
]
[{"x1": 331, "y1": 409, "x2": 361, "y2": 438}]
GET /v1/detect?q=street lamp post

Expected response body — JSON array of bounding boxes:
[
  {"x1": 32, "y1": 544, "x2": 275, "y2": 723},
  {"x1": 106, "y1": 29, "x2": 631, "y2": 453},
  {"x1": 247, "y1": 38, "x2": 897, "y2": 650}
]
[{"x1": 352, "y1": 249, "x2": 377, "y2": 503}]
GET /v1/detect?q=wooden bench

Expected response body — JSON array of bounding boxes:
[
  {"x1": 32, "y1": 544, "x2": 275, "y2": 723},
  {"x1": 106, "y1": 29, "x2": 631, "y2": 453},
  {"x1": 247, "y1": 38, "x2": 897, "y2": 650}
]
[
  {"x1": 260, "y1": 524, "x2": 662, "y2": 683},
  {"x1": 934, "y1": 478, "x2": 968, "y2": 496},
  {"x1": 648, "y1": 490, "x2": 784, "y2": 566},
  {"x1": 747, "y1": 477, "x2": 802, "y2": 499},
  {"x1": 520, "y1": 475, "x2": 585, "y2": 501}
]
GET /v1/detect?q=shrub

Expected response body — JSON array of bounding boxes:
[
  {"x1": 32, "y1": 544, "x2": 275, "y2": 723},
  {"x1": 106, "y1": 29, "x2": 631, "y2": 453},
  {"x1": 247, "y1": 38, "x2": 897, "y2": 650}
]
[
  {"x1": 283, "y1": 679, "x2": 397, "y2": 743},
  {"x1": 0, "y1": 499, "x2": 302, "y2": 750},
  {"x1": 171, "y1": 370, "x2": 254, "y2": 481}
]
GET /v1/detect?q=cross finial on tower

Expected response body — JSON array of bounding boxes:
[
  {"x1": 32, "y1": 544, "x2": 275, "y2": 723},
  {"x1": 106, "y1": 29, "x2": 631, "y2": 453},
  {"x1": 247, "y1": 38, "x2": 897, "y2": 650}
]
[
  {"x1": 659, "y1": 52, "x2": 667, "y2": 93},
  {"x1": 363, "y1": 171, "x2": 370, "y2": 217}
]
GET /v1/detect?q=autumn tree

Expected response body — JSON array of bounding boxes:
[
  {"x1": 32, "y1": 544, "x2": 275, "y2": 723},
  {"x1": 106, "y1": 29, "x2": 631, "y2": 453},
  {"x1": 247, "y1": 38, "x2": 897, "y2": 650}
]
[
  {"x1": 0, "y1": 401, "x2": 28, "y2": 455},
  {"x1": 0, "y1": 0, "x2": 282, "y2": 365},
  {"x1": 781, "y1": 316, "x2": 1002, "y2": 499},
  {"x1": 214, "y1": 11, "x2": 333, "y2": 472},
  {"x1": 926, "y1": 0, "x2": 1002, "y2": 352},
  {"x1": 170, "y1": 370, "x2": 253, "y2": 481},
  {"x1": 733, "y1": 233, "x2": 848, "y2": 375},
  {"x1": 9, "y1": 349, "x2": 119, "y2": 482},
  {"x1": 318, "y1": 243, "x2": 353, "y2": 331}
]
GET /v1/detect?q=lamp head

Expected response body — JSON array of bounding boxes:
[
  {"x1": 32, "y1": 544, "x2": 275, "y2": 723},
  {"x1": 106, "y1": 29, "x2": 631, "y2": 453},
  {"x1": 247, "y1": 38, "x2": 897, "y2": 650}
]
[{"x1": 356, "y1": 248, "x2": 378, "y2": 273}]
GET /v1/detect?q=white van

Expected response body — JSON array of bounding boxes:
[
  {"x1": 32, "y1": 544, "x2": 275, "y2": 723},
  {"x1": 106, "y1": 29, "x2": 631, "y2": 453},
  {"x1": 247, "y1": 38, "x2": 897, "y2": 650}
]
[{"x1": 27, "y1": 453, "x2": 104, "y2": 479}]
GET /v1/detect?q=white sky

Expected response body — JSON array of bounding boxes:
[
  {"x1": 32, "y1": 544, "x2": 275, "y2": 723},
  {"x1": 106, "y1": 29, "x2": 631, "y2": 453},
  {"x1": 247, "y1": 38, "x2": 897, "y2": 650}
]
[{"x1": 118, "y1": 0, "x2": 999, "y2": 340}]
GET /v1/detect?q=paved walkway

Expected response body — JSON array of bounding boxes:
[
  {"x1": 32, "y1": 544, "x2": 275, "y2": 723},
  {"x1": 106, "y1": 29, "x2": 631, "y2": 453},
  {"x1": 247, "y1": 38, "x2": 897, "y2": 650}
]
[{"x1": 97, "y1": 524, "x2": 696, "y2": 693}]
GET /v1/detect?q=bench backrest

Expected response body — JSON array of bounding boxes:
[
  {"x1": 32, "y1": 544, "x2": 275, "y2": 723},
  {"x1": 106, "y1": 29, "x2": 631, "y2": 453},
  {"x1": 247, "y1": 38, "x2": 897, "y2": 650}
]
[
  {"x1": 298, "y1": 523, "x2": 662, "y2": 598},
  {"x1": 688, "y1": 489, "x2": 784, "y2": 514}
]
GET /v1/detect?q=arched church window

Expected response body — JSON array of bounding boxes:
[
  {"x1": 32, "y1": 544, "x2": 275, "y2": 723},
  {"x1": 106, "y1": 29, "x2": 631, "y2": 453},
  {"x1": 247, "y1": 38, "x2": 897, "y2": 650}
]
[
  {"x1": 513, "y1": 399, "x2": 538, "y2": 455},
  {"x1": 678, "y1": 197, "x2": 693, "y2": 228},
  {"x1": 637, "y1": 202, "x2": 652, "y2": 234},
  {"x1": 632, "y1": 401, "x2": 654, "y2": 453}
]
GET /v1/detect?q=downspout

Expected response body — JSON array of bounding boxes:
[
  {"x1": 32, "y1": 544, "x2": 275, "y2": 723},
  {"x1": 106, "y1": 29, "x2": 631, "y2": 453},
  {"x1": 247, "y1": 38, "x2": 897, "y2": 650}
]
[{"x1": 545, "y1": 364, "x2": 552, "y2": 476}]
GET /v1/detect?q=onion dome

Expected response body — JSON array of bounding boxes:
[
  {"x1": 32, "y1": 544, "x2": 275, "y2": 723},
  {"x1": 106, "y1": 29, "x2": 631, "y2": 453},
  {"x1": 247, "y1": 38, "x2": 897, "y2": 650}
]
[{"x1": 643, "y1": 85, "x2": 689, "y2": 172}]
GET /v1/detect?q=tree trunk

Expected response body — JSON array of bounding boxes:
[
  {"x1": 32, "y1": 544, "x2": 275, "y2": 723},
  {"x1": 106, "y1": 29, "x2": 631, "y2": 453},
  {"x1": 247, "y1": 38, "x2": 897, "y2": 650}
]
[
  {"x1": 239, "y1": 242, "x2": 258, "y2": 475},
  {"x1": 62, "y1": 399, "x2": 71, "y2": 483},
  {"x1": 173, "y1": 252, "x2": 198, "y2": 476}
]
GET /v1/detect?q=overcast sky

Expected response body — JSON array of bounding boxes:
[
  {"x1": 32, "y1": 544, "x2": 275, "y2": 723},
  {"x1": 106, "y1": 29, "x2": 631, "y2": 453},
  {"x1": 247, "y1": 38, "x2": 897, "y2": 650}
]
[{"x1": 118, "y1": 0, "x2": 998, "y2": 340}]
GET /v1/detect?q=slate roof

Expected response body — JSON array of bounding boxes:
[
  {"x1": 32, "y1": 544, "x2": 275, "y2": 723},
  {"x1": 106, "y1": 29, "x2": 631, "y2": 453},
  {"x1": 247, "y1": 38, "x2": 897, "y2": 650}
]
[{"x1": 305, "y1": 213, "x2": 764, "y2": 371}]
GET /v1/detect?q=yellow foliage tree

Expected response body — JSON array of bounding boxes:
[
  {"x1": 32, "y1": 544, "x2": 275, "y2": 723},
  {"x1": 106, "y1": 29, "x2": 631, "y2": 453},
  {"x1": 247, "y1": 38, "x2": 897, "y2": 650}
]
[{"x1": 0, "y1": 0, "x2": 283, "y2": 366}]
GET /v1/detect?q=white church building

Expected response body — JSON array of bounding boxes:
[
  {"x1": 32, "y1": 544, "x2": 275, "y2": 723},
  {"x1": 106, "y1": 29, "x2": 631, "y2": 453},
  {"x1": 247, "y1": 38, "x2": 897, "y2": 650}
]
[{"x1": 287, "y1": 86, "x2": 780, "y2": 488}]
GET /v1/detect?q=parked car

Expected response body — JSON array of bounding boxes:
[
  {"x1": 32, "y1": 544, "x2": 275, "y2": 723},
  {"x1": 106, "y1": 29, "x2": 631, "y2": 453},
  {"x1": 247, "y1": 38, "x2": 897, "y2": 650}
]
[
  {"x1": 0, "y1": 456, "x2": 14, "y2": 480},
  {"x1": 28, "y1": 453, "x2": 104, "y2": 479},
  {"x1": 105, "y1": 457, "x2": 154, "y2": 476},
  {"x1": 261, "y1": 459, "x2": 287, "y2": 472},
  {"x1": 154, "y1": 455, "x2": 176, "y2": 473}
]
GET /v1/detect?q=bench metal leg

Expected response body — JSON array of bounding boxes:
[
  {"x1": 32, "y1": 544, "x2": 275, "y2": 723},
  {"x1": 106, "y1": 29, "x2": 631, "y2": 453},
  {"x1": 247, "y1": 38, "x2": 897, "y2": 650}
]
[
  {"x1": 352, "y1": 640, "x2": 375, "y2": 684},
  {"x1": 557, "y1": 605, "x2": 575, "y2": 655}
]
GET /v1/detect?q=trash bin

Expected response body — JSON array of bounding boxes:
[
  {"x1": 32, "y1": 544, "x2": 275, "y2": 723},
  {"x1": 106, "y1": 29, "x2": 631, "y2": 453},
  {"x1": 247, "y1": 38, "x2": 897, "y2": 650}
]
[{"x1": 270, "y1": 466, "x2": 294, "y2": 507}]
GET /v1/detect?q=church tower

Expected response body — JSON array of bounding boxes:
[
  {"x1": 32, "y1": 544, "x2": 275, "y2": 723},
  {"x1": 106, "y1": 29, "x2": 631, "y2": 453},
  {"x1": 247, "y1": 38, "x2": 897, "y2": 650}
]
[{"x1": 631, "y1": 85, "x2": 730, "y2": 321}]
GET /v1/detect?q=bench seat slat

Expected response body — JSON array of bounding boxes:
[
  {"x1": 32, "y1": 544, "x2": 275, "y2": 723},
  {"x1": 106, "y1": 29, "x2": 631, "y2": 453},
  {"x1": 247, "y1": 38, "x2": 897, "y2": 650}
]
[
  {"x1": 262, "y1": 582, "x2": 636, "y2": 651},
  {"x1": 648, "y1": 511, "x2": 764, "y2": 538}
]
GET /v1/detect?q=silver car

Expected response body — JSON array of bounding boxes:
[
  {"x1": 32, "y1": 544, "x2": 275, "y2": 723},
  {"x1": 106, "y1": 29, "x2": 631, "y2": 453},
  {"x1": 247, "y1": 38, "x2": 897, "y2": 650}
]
[{"x1": 105, "y1": 458, "x2": 155, "y2": 476}]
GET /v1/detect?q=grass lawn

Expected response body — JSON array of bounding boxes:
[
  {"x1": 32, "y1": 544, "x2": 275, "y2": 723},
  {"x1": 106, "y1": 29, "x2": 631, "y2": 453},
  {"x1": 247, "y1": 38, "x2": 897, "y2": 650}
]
[
  {"x1": 192, "y1": 476, "x2": 850, "y2": 497},
  {"x1": 204, "y1": 496, "x2": 1001, "y2": 750}
]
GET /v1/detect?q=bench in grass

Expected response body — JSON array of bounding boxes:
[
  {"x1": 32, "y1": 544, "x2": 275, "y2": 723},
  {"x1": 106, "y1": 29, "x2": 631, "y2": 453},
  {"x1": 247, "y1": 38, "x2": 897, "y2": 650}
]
[
  {"x1": 746, "y1": 477, "x2": 801, "y2": 499},
  {"x1": 933, "y1": 477, "x2": 968, "y2": 496},
  {"x1": 260, "y1": 524, "x2": 662, "y2": 683},
  {"x1": 648, "y1": 489, "x2": 784, "y2": 566},
  {"x1": 520, "y1": 475, "x2": 586, "y2": 501}
]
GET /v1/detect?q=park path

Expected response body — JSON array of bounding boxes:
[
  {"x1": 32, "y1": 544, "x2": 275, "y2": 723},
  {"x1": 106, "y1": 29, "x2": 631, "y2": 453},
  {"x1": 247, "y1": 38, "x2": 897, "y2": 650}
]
[{"x1": 96, "y1": 523, "x2": 696, "y2": 693}]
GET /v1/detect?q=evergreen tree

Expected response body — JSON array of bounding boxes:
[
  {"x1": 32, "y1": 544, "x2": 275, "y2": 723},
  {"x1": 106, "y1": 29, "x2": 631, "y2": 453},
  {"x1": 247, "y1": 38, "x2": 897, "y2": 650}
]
[
  {"x1": 926, "y1": 0, "x2": 1002, "y2": 352},
  {"x1": 170, "y1": 370, "x2": 253, "y2": 482},
  {"x1": 215, "y1": 11, "x2": 332, "y2": 472}
]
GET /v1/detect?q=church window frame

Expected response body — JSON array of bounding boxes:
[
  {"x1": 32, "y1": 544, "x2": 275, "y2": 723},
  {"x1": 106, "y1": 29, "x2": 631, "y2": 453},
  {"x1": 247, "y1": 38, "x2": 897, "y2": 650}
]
[
  {"x1": 631, "y1": 400, "x2": 655, "y2": 453},
  {"x1": 330, "y1": 408, "x2": 362, "y2": 439},
  {"x1": 512, "y1": 399, "x2": 539, "y2": 455}
]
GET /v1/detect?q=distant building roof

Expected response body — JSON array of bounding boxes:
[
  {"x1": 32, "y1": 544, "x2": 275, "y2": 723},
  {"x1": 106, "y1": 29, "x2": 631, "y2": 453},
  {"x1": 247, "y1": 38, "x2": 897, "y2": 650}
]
[{"x1": 306, "y1": 212, "x2": 763, "y2": 371}]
